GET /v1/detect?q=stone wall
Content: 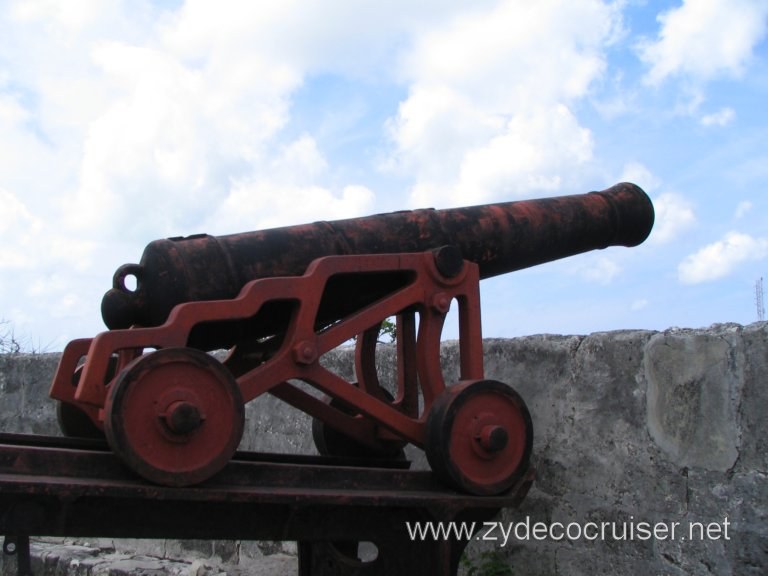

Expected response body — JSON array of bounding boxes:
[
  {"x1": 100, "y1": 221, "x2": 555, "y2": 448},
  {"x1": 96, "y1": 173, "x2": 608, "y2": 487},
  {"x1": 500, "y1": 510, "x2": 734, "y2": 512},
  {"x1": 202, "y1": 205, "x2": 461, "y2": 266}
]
[{"x1": 1, "y1": 322, "x2": 766, "y2": 575}]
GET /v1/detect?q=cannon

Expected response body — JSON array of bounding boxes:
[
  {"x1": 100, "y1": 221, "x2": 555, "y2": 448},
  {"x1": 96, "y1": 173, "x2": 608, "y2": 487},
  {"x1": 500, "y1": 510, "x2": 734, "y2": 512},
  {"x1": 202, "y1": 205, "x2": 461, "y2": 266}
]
[{"x1": 50, "y1": 182, "x2": 654, "y2": 495}]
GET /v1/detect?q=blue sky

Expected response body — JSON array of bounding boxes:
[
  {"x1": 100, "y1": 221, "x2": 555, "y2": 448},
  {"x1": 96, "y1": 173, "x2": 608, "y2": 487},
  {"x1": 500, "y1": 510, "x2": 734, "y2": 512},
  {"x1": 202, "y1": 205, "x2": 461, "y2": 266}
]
[{"x1": 1, "y1": 0, "x2": 767, "y2": 351}]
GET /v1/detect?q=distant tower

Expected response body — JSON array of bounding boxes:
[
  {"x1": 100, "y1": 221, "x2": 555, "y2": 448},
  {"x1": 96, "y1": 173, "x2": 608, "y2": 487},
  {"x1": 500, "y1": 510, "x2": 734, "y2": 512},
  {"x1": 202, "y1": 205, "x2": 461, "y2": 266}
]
[{"x1": 757, "y1": 277, "x2": 765, "y2": 322}]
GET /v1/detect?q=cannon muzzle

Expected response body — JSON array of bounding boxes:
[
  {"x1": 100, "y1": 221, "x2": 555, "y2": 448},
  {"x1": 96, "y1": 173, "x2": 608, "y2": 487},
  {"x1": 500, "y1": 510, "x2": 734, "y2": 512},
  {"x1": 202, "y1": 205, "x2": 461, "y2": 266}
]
[{"x1": 102, "y1": 182, "x2": 653, "y2": 333}]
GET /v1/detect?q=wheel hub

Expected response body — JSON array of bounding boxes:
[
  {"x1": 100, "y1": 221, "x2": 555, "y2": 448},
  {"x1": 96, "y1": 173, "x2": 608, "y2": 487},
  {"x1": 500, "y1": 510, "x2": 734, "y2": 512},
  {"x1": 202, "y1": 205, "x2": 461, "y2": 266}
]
[
  {"x1": 164, "y1": 401, "x2": 203, "y2": 435},
  {"x1": 476, "y1": 424, "x2": 508, "y2": 453}
]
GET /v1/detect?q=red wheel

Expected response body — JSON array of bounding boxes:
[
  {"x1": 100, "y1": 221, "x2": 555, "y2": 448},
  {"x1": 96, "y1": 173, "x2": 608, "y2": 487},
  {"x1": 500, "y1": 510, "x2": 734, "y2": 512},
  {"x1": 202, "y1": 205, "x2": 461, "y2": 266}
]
[
  {"x1": 425, "y1": 380, "x2": 532, "y2": 496},
  {"x1": 104, "y1": 348, "x2": 244, "y2": 487},
  {"x1": 57, "y1": 401, "x2": 103, "y2": 439},
  {"x1": 57, "y1": 358, "x2": 119, "y2": 439}
]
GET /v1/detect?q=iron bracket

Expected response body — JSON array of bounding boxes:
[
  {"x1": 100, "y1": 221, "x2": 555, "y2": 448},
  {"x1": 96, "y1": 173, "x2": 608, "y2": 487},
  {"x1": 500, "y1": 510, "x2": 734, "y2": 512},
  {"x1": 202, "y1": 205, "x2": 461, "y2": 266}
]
[{"x1": 3, "y1": 534, "x2": 31, "y2": 576}]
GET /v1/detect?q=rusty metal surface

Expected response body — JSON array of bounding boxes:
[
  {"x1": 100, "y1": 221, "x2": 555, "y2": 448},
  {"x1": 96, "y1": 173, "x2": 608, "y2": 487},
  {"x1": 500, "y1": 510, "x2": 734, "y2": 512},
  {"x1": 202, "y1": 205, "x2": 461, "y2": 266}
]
[
  {"x1": 48, "y1": 184, "x2": 653, "y2": 495},
  {"x1": 52, "y1": 251, "x2": 518, "y2": 493},
  {"x1": 25, "y1": 185, "x2": 653, "y2": 571},
  {"x1": 101, "y1": 183, "x2": 654, "y2": 331},
  {"x1": 103, "y1": 348, "x2": 246, "y2": 487},
  {"x1": 0, "y1": 433, "x2": 534, "y2": 575},
  {"x1": 425, "y1": 380, "x2": 533, "y2": 496},
  {"x1": 0, "y1": 433, "x2": 531, "y2": 512}
]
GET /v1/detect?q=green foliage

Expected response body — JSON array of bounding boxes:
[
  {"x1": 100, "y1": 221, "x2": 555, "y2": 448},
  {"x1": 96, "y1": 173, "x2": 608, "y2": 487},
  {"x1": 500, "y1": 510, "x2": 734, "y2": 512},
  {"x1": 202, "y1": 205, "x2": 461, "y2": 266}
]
[
  {"x1": 461, "y1": 550, "x2": 514, "y2": 576},
  {"x1": 378, "y1": 317, "x2": 397, "y2": 343}
]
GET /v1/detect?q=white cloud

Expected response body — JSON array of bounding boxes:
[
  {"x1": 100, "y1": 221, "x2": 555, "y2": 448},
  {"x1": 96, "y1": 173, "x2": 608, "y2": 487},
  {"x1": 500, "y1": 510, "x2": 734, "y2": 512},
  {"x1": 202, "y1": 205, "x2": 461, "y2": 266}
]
[
  {"x1": 0, "y1": 0, "x2": 762, "y2": 346},
  {"x1": 678, "y1": 231, "x2": 768, "y2": 284},
  {"x1": 6, "y1": 0, "x2": 435, "y2": 243},
  {"x1": 204, "y1": 135, "x2": 375, "y2": 232},
  {"x1": 575, "y1": 256, "x2": 622, "y2": 285},
  {"x1": 400, "y1": 0, "x2": 620, "y2": 105},
  {"x1": 0, "y1": 189, "x2": 42, "y2": 269},
  {"x1": 735, "y1": 201, "x2": 752, "y2": 219},
  {"x1": 162, "y1": 0, "x2": 479, "y2": 81},
  {"x1": 591, "y1": 70, "x2": 637, "y2": 120},
  {"x1": 386, "y1": 0, "x2": 620, "y2": 207},
  {"x1": 638, "y1": 0, "x2": 768, "y2": 85},
  {"x1": 700, "y1": 107, "x2": 735, "y2": 127},
  {"x1": 0, "y1": 188, "x2": 94, "y2": 272},
  {"x1": 0, "y1": 0, "x2": 404, "y2": 344},
  {"x1": 385, "y1": 85, "x2": 499, "y2": 185},
  {"x1": 206, "y1": 182, "x2": 376, "y2": 234},
  {"x1": 1, "y1": 0, "x2": 623, "y2": 239},
  {"x1": 446, "y1": 105, "x2": 594, "y2": 206},
  {"x1": 11, "y1": 0, "x2": 116, "y2": 33},
  {"x1": 64, "y1": 33, "x2": 309, "y2": 238},
  {"x1": 620, "y1": 162, "x2": 661, "y2": 193},
  {"x1": 651, "y1": 192, "x2": 696, "y2": 244},
  {"x1": 631, "y1": 299, "x2": 649, "y2": 311}
]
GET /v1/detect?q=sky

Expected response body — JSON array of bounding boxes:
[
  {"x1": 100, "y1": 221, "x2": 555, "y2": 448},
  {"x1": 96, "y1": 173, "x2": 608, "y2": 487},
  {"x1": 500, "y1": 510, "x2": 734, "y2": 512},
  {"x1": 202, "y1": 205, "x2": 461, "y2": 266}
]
[{"x1": 1, "y1": 0, "x2": 767, "y2": 352}]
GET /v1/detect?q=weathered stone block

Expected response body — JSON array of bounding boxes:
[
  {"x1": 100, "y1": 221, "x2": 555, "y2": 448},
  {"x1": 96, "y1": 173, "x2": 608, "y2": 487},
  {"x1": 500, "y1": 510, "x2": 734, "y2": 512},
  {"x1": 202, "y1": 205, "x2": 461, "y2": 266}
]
[
  {"x1": 645, "y1": 326, "x2": 741, "y2": 471},
  {"x1": 1, "y1": 323, "x2": 766, "y2": 575}
]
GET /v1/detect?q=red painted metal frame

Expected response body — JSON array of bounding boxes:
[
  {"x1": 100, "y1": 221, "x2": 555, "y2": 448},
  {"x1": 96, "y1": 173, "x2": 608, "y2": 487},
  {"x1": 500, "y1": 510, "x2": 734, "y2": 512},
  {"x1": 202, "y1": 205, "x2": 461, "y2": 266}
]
[{"x1": 50, "y1": 250, "x2": 484, "y2": 452}]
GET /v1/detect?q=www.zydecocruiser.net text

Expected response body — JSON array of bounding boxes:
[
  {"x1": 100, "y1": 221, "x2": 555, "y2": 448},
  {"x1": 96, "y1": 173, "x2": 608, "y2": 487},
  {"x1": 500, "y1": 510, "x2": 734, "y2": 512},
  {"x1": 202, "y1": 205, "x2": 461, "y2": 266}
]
[{"x1": 406, "y1": 516, "x2": 731, "y2": 547}]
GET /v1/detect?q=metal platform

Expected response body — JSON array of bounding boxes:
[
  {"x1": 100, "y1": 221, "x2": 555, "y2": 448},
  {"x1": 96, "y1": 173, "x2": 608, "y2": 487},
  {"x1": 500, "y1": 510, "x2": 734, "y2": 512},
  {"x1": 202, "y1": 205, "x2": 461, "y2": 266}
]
[{"x1": 0, "y1": 433, "x2": 533, "y2": 575}]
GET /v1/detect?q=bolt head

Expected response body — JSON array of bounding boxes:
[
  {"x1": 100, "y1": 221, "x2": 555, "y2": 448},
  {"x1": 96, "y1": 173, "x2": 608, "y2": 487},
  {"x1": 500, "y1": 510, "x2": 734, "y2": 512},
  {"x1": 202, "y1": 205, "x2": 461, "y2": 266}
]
[
  {"x1": 293, "y1": 340, "x2": 318, "y2": 365},
  {"x1": 477, "y1": 424, "x2": 509, "y2": 453},
  {"x1": 165, "y1": 401, "x2": 202, "y2": 435},
  {"x1": 431, "y1": 292, "x2": 451, "y2": 314}
]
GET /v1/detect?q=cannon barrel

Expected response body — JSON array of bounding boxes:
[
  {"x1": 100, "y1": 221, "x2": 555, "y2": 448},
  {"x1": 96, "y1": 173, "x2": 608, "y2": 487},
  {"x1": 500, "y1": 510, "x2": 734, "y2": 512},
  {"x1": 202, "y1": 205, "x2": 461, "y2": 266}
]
[{"x1": 102, "y1": 182, "x2": 654, "y2": 332}]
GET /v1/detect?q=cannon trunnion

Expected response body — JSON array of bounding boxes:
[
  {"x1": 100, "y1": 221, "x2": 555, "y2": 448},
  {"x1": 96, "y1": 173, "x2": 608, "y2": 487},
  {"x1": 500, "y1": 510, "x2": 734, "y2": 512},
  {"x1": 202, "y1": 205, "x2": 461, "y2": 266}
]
[{"x1": 50, "y1": 183, "x2": 654, "y2": 496}]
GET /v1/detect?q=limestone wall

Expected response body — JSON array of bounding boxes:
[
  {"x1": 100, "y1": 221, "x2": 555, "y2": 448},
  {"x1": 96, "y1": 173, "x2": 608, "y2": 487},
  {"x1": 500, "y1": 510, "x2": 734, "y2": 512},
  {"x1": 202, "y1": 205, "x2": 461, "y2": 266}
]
[{"x1": 1, "y1": 322, "x2": 766, "y2": 575}]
